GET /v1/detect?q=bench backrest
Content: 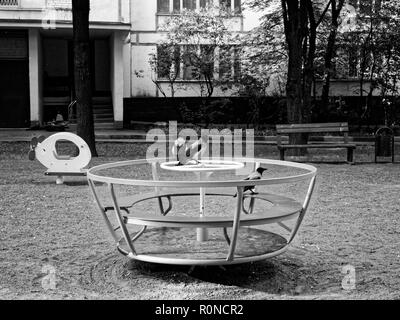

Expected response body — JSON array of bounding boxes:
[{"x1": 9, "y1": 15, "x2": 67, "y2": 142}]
[{"x1": 276, "y1": 122, "x2": 350, "y2": 144}]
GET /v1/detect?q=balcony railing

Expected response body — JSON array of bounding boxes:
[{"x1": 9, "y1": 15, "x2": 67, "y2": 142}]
[
  {"x1": 0, "y1": 0, "x2": 129, "y2": 24},
  {"x1": 0, "y1": 0, "x2": 72, "y2": 9},
  {"x1": 0, "y1": 0, "x2": 19, "y2": 6}
]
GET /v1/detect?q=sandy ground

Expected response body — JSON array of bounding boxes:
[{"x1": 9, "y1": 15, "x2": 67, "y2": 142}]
[{"x1": 0, "y1": 142, "x2": 399, "y2": 300}]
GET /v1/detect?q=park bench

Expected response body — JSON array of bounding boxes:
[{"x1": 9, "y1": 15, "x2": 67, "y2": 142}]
[{"x1": 276, "y1": 122, "x2": 356, "y2": 163}]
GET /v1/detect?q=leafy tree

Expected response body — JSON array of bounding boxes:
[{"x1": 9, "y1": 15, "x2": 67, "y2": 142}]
[
  {"x1": 235, "y1": 2, "x2": 287, "y2": 127},
  {"x1": 342, "y1": 1, "x2": 400, "y2": 125},
  {"x1": 148, "y1": 44, "x2": 181, "y2": 98},
  {"x1": 280, "y1": 0, "x2": 332, "y2": 129},
  {"x1": 239, "y1": 0, "x2": 400, "y2": 131},
  {"x1": 245, "y1": 0, "x2": 331, "y2": 152},
  {"x1": 150, "y1": 5, "x2": 242, "y2": 125},
  {"x1": 155, "y1": 5, "x2": 232, "y2": 98}
]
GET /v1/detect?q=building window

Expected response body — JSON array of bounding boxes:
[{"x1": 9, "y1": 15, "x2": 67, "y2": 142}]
[
  {"x1": 220, "y1": 0, "x2": 241, "y2": 13},
  {"x1": 349, "y1": 0, "x2": 382, "y2": 16},
  {"x1": 219, "y1": 46, "x2": 241, "y2": 81},
  {"x1": 173, "y1": 0, "x2": 200, "y2": 12},
  {"x1": 219, "y1": 46, "x2": 231, "y2": 79},
  {"x1": 157, "y1": 45, "x2": 181, "y2": 80},
  {"x1": 183, "y1": 0, "x2": 196, "y2": 10},
  {"x1": 200, "y1": 45, "x2": 215, "y2": 80},
  {"x1": 173, "y1": 0, "x2": 180, "y2": 12},
  {"x1": 182, "y1": 45, "x2": 197, "y2": 80},
  {"x1": 158, "y1": 0, "x2": 170, "y2": 13},
  {"x1": 158, "y1": 0, "x2": 241, "y2": 13},
  {"x1": 332, "y1": 46, "x2": 365, "y2": 79},
  {"x1": 0, "y1": 31, "x2": 28, "y2": 60},
  {"x1": 182, "y1": 45, "x2": 217, "y2": 81},
  {"x1": 157, "y1": 44, "x2": 241, "y2": 82}
]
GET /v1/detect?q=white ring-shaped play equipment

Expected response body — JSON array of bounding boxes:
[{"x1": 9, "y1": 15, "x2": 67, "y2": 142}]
[
  {"x1": 87, "y1": 158, "x2": 317, "y2": 266},
  {"x1": 160, "y1": 159, "x2": 245, "y2": 172}
]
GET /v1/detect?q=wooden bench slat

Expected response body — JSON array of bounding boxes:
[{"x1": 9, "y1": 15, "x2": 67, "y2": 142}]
[
  {"x1": 276, "y1": 122, "x2": 348, "y2": 129},
  {"x1": 278, "y1": 144, "x2": 355, "y2": 149},
  {"x1": 277, "y1": 127, "x2": 348, "y2": 134},
  {"x1": 277, "y1": 122, "x2": 349, "y2": 134}
]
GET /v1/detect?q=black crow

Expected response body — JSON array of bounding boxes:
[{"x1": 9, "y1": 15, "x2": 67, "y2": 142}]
[{"x1": 233, "y1": 167, "x2": 267, "y2": 197}]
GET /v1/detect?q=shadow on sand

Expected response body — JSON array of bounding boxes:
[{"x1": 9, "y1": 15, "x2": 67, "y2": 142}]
[{"x1": 127, "y1": 258, "x2": 316, "y2": 296}]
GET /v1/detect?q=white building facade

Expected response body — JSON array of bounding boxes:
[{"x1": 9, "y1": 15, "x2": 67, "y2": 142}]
[
  {"x1": 0, "y1": 0, "x2": 249, "y2": 128},
  {"x1": 0, "y1": 0, "x2": 130, "y2": 128}
]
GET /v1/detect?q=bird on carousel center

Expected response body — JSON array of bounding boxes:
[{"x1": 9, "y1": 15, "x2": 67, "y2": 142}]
[{"x1": 172, "y1": 134, "x2": 209, "y2": 166}]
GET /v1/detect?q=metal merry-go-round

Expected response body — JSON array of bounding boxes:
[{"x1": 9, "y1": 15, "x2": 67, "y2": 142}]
[{"x1": 87, "y1": 158, "x2": 317, "y2": 266}]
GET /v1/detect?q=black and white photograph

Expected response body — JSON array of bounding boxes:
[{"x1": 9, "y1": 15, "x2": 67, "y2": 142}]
[{"x1": 0, "y1": 0, "x2": 399, "y2": 307}]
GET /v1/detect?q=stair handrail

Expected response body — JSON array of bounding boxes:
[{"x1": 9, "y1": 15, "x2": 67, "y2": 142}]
[{"x1": 67, "y1": 100, "x2": 77, "y2": 122}]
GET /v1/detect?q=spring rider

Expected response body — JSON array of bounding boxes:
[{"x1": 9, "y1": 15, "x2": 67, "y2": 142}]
[{"x1": 29, "y1": 132, "x2": 92, "y2": 185}]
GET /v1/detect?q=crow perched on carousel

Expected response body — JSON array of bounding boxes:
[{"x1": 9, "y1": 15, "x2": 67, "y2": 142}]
[{"x1": 233, "y1": 167, "x2": 268, "y2": 197}]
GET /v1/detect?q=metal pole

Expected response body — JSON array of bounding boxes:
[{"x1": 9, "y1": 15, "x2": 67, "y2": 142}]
[
  {"x1": 197, "y1": 171, "x2": 209, "y2": 241},
  {"x1": 227, "y1": 186, "x2": 243, "y2": 261},
  {"x1": 109, "y1": 183, "x2": 137, "y2": 256}
]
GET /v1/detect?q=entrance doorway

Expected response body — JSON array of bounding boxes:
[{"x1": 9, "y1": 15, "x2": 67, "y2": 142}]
[
  {"x1": 0, "y1": 31, "x2": 30, "y2": 128},
  {"x1": 42, "y1": 37, "x2": 112, "y2": 124}
]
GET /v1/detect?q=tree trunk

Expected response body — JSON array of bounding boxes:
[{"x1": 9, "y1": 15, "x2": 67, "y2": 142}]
[
  {"x1": 320, "y1": 28, "x2": 337, "y2": 108},
  {"x1": 72, "y1": 0, "x2": 98, "y2": 157},
  {"x1": 282, "y1": 0, "x2": 309, "y2": 154},
  {"x1": 321, "y1": 0, "x2": 345, "y2": 109},
  {"x1": 304, "y1": 0, "x2": 317, "y2": 122},
  {"x1": 358, "y1": 18, "x2": 374, "y2": 127}
]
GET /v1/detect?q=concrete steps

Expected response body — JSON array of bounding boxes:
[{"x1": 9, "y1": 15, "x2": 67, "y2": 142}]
[{"x1": 68, "y1": 96, "x2": 114, "y2": 125}]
